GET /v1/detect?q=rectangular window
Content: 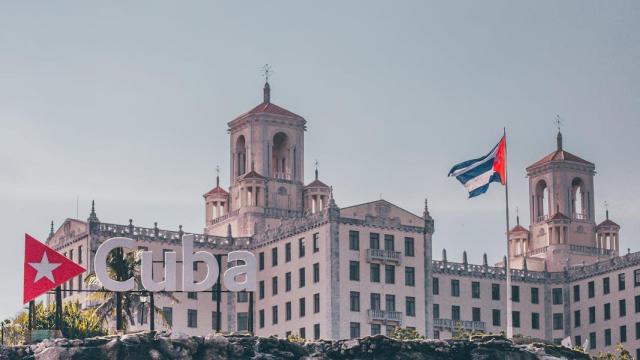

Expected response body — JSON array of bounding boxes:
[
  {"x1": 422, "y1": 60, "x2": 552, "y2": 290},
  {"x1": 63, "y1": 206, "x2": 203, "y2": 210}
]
[
  {"x1": 552, "y1": 288, "x2": 563, "y2": 305},
  {"x1": 451, "y1": 279, "x2": 460, "y2": 297},
  {"x1": 299, "y1": 238, "x2": 306, "y2": 258},
  {"x1": 349, "y1": 230, "x2": 360, "y2": 250},
  {"x1": 350, "y1": 322, "x2": 360, "y2": 339},
  {"x1": 350, "y1": 291, "x2": 360, "y2": 312},
  {"x1": 512, "y1": 311, "x2": 521, "y2": 328},
  {"x1": 603, "y1": 277, "x2": 610, "y2": 295},
  {"x1": 237, "y1": 291, "x2": 248, "y2": 303},
  {"x1": 299, "y1": 298, "x2": 306, "y2": 317},
  {"x1": 285, "y1": 242, "x2": 292, "y2": 262},
  {"x1": 405, "y1": 267, "x2": 415, "y2": 287},
  {"x1": 385, "y1": 265, "x2": 395, "y2": 284},
  {"x1": 433, "y1": 304, "x2": 440, "y2": 319},
  {"x1": 212, "y1": 283, "x2": 221, "y2": 301},
  {"x1": 370, "y1": 263, "x2": 380, "y2": 283},
  {"x1": 589, "y1": 306, "x2": 596, "y2": 324},
  {"x1": 285, "y1": 272, "x2": 292, "y2": 292},
  {"x1": 492, "y1": 283, "x2": 500, "y2": 301},
  {"x1": 620, "y1": 325, "x2": 627, "y2": 343},
  {"x1": 531, "y1": 287, "x2": 539, "y2": 304},
  {"x1": 286, "y1": 301, "x2": 292, "y2": 321},
  {"x1": 574, "y1": 310, "x2": 581, "y2": 328},
  {"x1": 637, "y1": 322, "x2": 640, "y2": 340},
  {"x1": 472, "y1": 307, "x2": 481, "y2": 322},
  {"x1": 384, "y1": 234, "x2": 395, "y2": 251},
  {"x1": 574, "y1": 336, "x2": 581, "y2": 348},
  {"x1": 350, "y1": 261, "x2": 360, "y2": 281},
  {"x1": 573, "y1": 284, "x2": 580, "y2": 302},
  {"x1": 313, "y1": 263, "x2": 320, "y2": 283},
  {"x1": 187, "y1": 309, "x2": 198, "y2": 328},
  {"x1": 385, "y1": 294, "x2": 396, "y2": 312},
  {"x1": 472, "y1": 281, "x2": 480, "y2": 299},
  {"x1": 313, "y1": 233, "x2": 320, "y2": 253},
  {"x1": 272, "y1": 247, "x2": 278, "y2": 266},
  {"x1": 272, "y1": 276, "x2": 278, "y2": 296},
  {"x1": 605, "y1": 328, "x2": 612, "y2": 347},
  {"x1": 299, "y1": 327, "x2": 306, "y2": 339},
  {"x1": 532, "y1": 312, "x2": 540, "y2": 329},
  {"x1": 492, "y1": 309, "x2": 501, "y2": 326},
  {"x1": 620, "y1": 299, "x2": 627, "y2": 317},
  {"x1": 512, "y1": 285, "x2": 520, "y2": 302},
  {"x1": 259, "y1": 309, "x2": 265, "y2": 328},
  {"x1": 433, "y1": 277, "x2": 440, "y2": 295},
  {"x1": 589, "y1": 332, "x2": 596, "y2": 349},
  {"x1": 237, "y1": 313, "x2": 248, "y2": 332},
  {"x1": 404, "y1": 237, "x2": 415, "y2": 256},
  {"x1": 588, "y1": 281, "x2": 595, "y2": 298},
  {"x1": 299, "y1": 267, "x2": 306, "y2": 288},
  {"x1": 188, "y1": 292, "x2": 197, "y2": 300},
  {"x1": 634, "y1": 269, "x2": 640, "y2": 287},
  {"x1": 371, "y1": 323, "x2": 381, "y2": 335},
  {"x1": 406, "y1": 297, "x2": 416, "y2": 317},
  {"x1": 553, "y1": 313, "x2": 563, "y2": 330},
  {"x1": 272, "y1": 305, "x2": 278, "y2": 325},
  {"x1": 259, "y1": 281, "x2": 265, "y2": 299},
  {"x1": 314, "y1": 324, "x2": 320, "y2": 340},
  {"x1": 370, "y1": 293, "x2": 381, "y2": 310},
  {"x1": 369, "y1": 233, "x2": 380, "y2": 249},
  {"x1": 314, "y1": 293, "x2": 320, "y2": 313},
  {"x1": 78, "y1": 246, "x2": 83, "y2": 264},
  {"x1": 163, "y1": 307, "x2": 173, "y2": 327},
  {"x1": 259, "y1": 252, "x2": 265, "y2": 270},
  {"x1": 452, "y1": 305, "x2": 460, "y2": 321},
  {"x1": 618, "y1": 273, "x2": 626, "y2": 291},
  {"x1": 604, "y1": 303, "x2": 611, "y2": 321}
]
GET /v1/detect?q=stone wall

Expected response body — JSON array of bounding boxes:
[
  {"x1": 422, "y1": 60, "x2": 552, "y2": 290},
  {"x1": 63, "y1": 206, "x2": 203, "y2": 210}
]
[{"x1": 0, "y1": 333, "x2": 590, "y2": 360}]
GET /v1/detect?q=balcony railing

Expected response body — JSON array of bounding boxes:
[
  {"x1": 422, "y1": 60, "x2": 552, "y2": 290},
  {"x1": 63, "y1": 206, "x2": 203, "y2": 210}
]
[
  {"x1": 433, "y1": 318, "x2": 486, "y2": 332},
  {"x1": 569, "y1": 244, "x2": 613, "y2": 256},
  {"x1": 272, "y1": 172, "x2": 292, "y2": 180},
  {"x1": 573, "y1": 213, "x2": 588, "y2": 221},
  {"x1": 536, "y1": 214, "x2": 549, "y2": 222},
  {"x1": 368, "y1": 309, "x2": 403, "y2": 323},
  {"x1": 366, "y1": 249, "x2": 402, "y2": 264}
]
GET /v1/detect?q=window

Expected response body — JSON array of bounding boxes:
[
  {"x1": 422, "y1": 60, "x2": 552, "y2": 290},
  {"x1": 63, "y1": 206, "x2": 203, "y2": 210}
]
[
  {"x1": 349, "y1": 230, "x2": 360, "y2": 250},
  {"x1": 404, "y1": 237, "x2": 415, "y2": 256},
  {"x1": 384, "y1": 234, "x2": 394, "y2": 251},
  {"x1": 492, "y1": 309, "x2": 501, "y2": 326},
  {"x1": 531, "y1": 287, "x2": 539, "y2": 304},
  {"x1": 618, "y1": 273, "x2": 626, "y2": 291},
  {"x1": 406, "y1": 297, "x2": 416, "y2": 317},
  {"x1": 370, "y1": 293, "x2": 381, "y2": 310},
  {"x1": 313, "y1": 263, "x2": 320, "y2": 283},
  {"x1": 237, "y1": 291, "x2": 248, "y2": 303},
  {"x1": 299, "y1": 298, "x2": 306, "y2": 317},
  {"x1": 385, "y1": 265, "x2": 395, "y2": 284},
  {"x1": 187, "y1": 309, "x2": 198, "y2": 328},
  {"x1": 371, "y1": 324, "x2": 381, "y2": 335},
  {"x1": 349, "y1": 261, "x2": 360, "y2": 281},
  {"x1": 512, "y1": 311, "x2": 521, "y2": 328},
  {"x1": 237, "y1": 313, "x2": 248, "y2": 331},
  {"x1": 433, "y1": 277, "x2": 440, "y2": 295},
  {"x1": 212, "y1": 283, "x2": 221, "y2": 301},
  {"x1": 588, "y1": 281, "x2": 595, "y2": 298},
  {"x1": 405, "y1": 267, "x2": 415, "y2": 287},
  {"x1": 637, "y1": 322, "x2": 640, "y2": 339},
  {"x1": 369, "y1": 233, "x2": 380, "y2": 249},
  {"x1": 589, "y1": 306, "x2": 596, "y2": 324},
  {"x1": 259, "y1": 252, "x2": 265, "y2": 270},
  {"x1": 573, "y1": 285, "x2": 580, "y2": 302},
  {"x1": 634, "y1": 269, "x2": 640, "y2": 286},
  {"x1": 574, "y1": 310, "x2": 581, "y2": 328},
  {"x1": 350, "y1": 292, "x2": 360, "y2": 312},
  {"x1": 452, "y1": 305, "x2": 460, "y2": 321},
  {"x1": 512, "y1": 285, "x2": 520, "y2": 302},
  {"x1": 350, "y1": 322, "x2": 360, "y2": 339},
  {"x1": 574, "y1": 336, "x2": 581, "y2": 348},
  {"x1": 385, "y1": 294, "x2": 396, "y2": 312},
  {"x1": 272, "y1": 247, "x2": 278, "y2": 266},
  {"x1": 433, "y1": 304, "x2": 440, "y2": 318},
  {"x1": 603, "y1": 277, "x2": 610, "y2": 295},
  {"x1": 299, "y1": 267, "x2": 306, "y2": 288},
  {"x1": 472, "y1": 307, "x2": 481, "y2": 322},
  {"x1": 259, "y1": 309, "x2": 265, "y2": 328},
  {"x1": 299, "y1": 327, "x2": 306, "y2": 339},
  {"x1": 285, "y1": 272, "x2": 292, "y2": 292},
  {"x1": 272, "y1": 276, "x2": 278, "y2": 295},
  {"x1": 188, "y1": 292, "x2": 197, "y2": 300},
  {"x1": 492, "y1": 284, "x2": 500, "y2": 301},
  {"x1": 589, "y1": 332, "x2": 596, "y2": 349},
  {"x1": 553, "y1": 313, "x2": 563, "y2": 330},
  {"x1": 314, "y1": 293, "x2": 320, "y2": 313},
  {"x1": 314, "y1": 324, "x2": 320, "y2": 340},
  {"x1": 299, "y1": 238, "x2": 306, "y2": 258},
  {"x1": 163, "y1": 307, "x2": 173, "y2": 327},
  {"x1": 78, "y1": 246, "x2": 83, "y2": 264},
  {"x1": 532, "y1": 312, "x2": 540, "y2": 329},
  {"x1": 451, "y1": 279, "x2": 460, "y2": 297},
  {"x1": 605, "y1": 328, "x2": 612, "y2": 347},
  {"x1": 272, "y1": 306, "x2": 278, "y2": 325},
  {"x1": 285, "y1": 243, "x2": 292, "y2": 262},
  {"x1": 313, "y1": 233, "x2": 320, "y2": 253},
  {"x1": 604, "y1": 303, "x2": 611, "y2": 321},
  {"x1": 286, "y1": 301, "x2": 292, "y2": 321},
  {"x1": 370, "y1": 263, "x2": 380, "y2": 282},
  {"x1": 620, "y1": 325, "x2": 627, "y2": 343},
  {"x1": 620, "y1": 299, "x2": 627, "y2": 317},
  {"x1": 259, "y1": 281, "x2": 265, "y2": 299},
  {"x1": 472, "y1": 282, "x2": 480, "y2": 299},
  {"x1": 552, "y1": 288, "x2": 563, "y2": 305}
]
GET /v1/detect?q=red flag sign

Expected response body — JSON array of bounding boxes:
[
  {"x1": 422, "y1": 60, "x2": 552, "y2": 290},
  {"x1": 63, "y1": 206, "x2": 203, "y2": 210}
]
[{"x1": 23, "y1": 233, "x2": 86, "y2": 304}]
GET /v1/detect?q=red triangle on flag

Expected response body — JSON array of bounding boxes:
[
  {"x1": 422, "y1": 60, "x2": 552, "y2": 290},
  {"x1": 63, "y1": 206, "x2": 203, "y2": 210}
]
[{"x1": 23, "y1": 233, "x2": 86, "y2": 304}]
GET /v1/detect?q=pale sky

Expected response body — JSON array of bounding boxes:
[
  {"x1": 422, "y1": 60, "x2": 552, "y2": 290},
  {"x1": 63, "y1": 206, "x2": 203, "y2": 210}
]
[{"x1": 1, "y1": 1, "x2": 639, "y2": 320}]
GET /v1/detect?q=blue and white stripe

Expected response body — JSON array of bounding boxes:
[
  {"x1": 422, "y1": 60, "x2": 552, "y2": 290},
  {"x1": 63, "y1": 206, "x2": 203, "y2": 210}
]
[{"x1": 448, "y1": 142, "x2": 502, "y2": 198}]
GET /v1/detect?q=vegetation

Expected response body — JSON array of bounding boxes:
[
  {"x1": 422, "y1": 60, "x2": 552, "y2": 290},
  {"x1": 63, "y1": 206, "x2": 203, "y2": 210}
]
[
  {"x1": 389, "y1": 326, "x2": 424, "y2": 340},
  {"x1": 593, "y1": 344, "x2": 634, "y2": 360},
  {"x1": 287, "y1": 333, "x2": 305, "y2": 343}
]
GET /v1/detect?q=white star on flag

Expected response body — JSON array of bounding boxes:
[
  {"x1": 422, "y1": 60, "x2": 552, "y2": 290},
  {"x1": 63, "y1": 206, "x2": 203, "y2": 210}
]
[{"x1": 29, "y1": 252, "x2": 62, "y2": 283}]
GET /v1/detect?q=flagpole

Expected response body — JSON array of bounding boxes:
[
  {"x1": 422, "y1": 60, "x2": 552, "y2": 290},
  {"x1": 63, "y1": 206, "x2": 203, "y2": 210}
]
[{"x1": 503, "y1": 127, "x2": 513, "y2": 339}]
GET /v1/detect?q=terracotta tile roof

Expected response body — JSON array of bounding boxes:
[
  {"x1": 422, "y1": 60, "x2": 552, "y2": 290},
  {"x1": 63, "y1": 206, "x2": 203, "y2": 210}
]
[
  {"x1": 597, "y1": 219, "x2": 620, "y2": 228},
  {"x1": 203, "y1": 186, "x2": 228, "y2": 197},
  {"x1": 510, "y1": 224, "x2": 529, "y2": 233},
  {"x1": 528, "y1": 149, "x2": 593, "y2": 169},
  {"x1": 241, "y1": 170, "x2": 265, "y2": 180},
  {"x1": 305, "y1": 179, "x2": 329, "y2": 188},
  {"x1": 232, "y1": 102, "x2": 302, "y2": 122},
  {"x1": 549, "y1": 212, "x2": 571, "y2": 221}
]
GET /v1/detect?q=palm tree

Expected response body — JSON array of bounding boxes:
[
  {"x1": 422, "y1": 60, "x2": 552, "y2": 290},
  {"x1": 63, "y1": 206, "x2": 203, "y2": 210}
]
[{"x1": 85, "y1": 247, "x2": 178, "y2": 332}]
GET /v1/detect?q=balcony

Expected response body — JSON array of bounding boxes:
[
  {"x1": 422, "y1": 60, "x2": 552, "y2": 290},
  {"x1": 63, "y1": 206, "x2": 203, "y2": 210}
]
[
  {"x1": 434, "y1": 318, "x2": 486, "y2": 332},
  {"x1": 366, "y1": 248, "x2": 402, "y2": 264},
  {"x1": 368, "y1": 309, "x2": 403, "y2": 324}
]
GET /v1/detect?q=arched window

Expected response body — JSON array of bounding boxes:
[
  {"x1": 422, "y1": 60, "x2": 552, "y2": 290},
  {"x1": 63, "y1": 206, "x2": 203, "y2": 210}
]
[
  {"x1": 235, "y1": 136, "x2": 246, "y2": 176},
  {"x1": 535, "y1": 180, "x2": 549, "y2": 220},
  {"x1": 272, "y1": 132, "x2": 289, "y2": 179},
  {"x1": 571, "y1": 178, "x2": 585, "y2": 219}
]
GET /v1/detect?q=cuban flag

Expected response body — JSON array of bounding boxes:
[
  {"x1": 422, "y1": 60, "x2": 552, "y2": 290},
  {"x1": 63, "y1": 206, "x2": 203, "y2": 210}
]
[{"x1": 448, "y1": 135, "x2": 507, "y2": 198}]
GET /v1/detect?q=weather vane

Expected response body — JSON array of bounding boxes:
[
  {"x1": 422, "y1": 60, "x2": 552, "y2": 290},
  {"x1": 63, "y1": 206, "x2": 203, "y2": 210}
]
[
  {"x1": 262, "y1": 64, "x2": 273, "y2": 82},
  {"x1": 216, "y1": 165, "x2": 220, "y2": 177},
  {"x1": 555, "y1": 115, "x2": 562, "y2": 132},
  {"x1": 314, "y1": 159, "x2": 319, "y2": 171}
]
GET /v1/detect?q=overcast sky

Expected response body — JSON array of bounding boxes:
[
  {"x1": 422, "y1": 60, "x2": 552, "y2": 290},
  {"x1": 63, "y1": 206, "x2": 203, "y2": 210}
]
[{"x1": 1, "y1": 1, "x2": 639, "y2": 319}]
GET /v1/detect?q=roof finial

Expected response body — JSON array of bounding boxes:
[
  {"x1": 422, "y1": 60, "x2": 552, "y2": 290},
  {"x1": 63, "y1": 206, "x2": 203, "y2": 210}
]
[
  {"x1": 261, "y1": 64, "x2": 273, "y2": 103},
  {"x1": 516, "y1": 206, "x2": 520, "y2": 225},
  {"x1": 216, "y1": 165, "x2": 220, "y2": 187},
  {"x1": 49, "y1": 221, "x2": 54, "y2": 236},
  {"x1": 605, "y1": 201, "x2": 609, "y2": 220},
  {"x1": 314, "y1": 160, "x2": 319, "y2": 180},
  {"x1": 555, "y1": 115, "x2": 563, "y2": 151},
  {"x1": 91, "y1": 200, "x2": 95, "y2": 216}
]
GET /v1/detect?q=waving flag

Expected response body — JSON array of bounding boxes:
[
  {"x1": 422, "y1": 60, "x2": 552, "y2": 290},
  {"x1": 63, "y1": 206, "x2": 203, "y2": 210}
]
[{"x1": 448, "y1": 135, "x2": 506, "y2": 198}]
